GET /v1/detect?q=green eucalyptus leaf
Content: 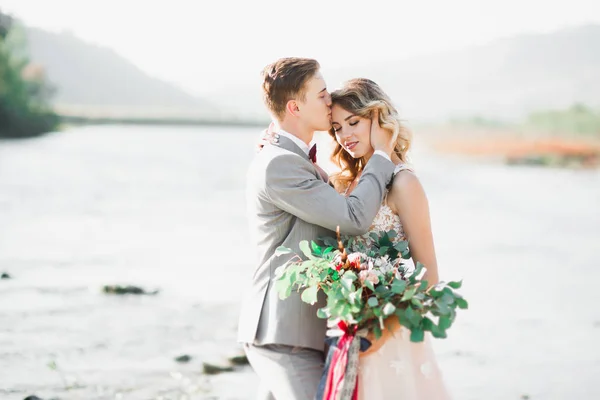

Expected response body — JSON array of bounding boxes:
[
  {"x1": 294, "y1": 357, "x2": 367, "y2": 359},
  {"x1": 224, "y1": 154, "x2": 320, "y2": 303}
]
[
  {"x1": 301, "y1": 285, "x2": 319, "y2": 304},
  {"x1": 413, "y1": 262, "x2": 425, "y2": 277},
  {"x1": 275, "y1": 280, "x2": 290, "y2": 299},
  {"x1": 382, "y1": 302, "x2": 396, "y2": 316},
  {"x1": 321, "y1": 236, "x2": 338, "y2": 248},
  {"x1": 440, "y1": 291, "x2": 455, "y2": 305},
  {"x1": 299, "y1": 241, "x2": 313, "y2": 259},
  {"x1": 435, "y1": 300, "x2": 451, "y2": 315},
  {"x1": 317, "y1": 308, "x2": 328, "y2": 319},
  {"x1": 375, "y1": 285, "x2": 389, "y2": 295},
  {"x1": 422, "y1": 317, "x2": 434, "y2": 331},
  {"x1": 439, "y1": 315, "x2": 452, "y2": 330},
  {"x1": 373, "y1": 324, "x2": 382, "y2": 339},
  {"x1": 413, "y1": 292, "x2": 425, "y2": 301},
  {"x1": 349, "y1": 288, "x2": 363, "y2": 306},
  {"x1": 367, "y1": 297, "x2": 379, "y2": 307},
  {"x1": 311, "y1": 241, "x2": 322, "y2": 255},
  {"x1": 448, "y1": 280, "x2": 462, "y2": 289},
  {"x1": 455, "y1": 298, "x2": 469, "y2": 309},
  {"x1": 394, "y1": 240, "x2": 408, "y2": 251},
  {"x1": 395, "y1": 309, "x2": 411, "y2": 327},
  {"x1": 341, "y1": 276, "x2": 354, "y2": 292},
  {"x1": 343, "y1": 271, "x2": 358, "y2": 281},
  {"x1": 275, "y1": 246, "x2": 293, "y2": 255},
  {"x1": 401, "y1": 287, "x2": 416, "y2": 301},
  {"x1": 411, "y1": 298, "x2": 423, "y2": 309},
  {"x1": 405, "y1": 307, "x2": 422, "y2": 326},
  {"x1": 390, "y1": 279, "x2": 407, "y2": 294},
  {"x1": 431, "y1": 323, "x2": 447, "y2": 338},
  {"x1": 410, "y1": 328, "x2": 425, "y2": 342},
  {"x1": 283, "y1": 285, "x2": 292, "y2": 299},
  {"x1": 323, "y1": 246, "x2": 335, "y2": 255},
  {"x1": 274, "y1": 265, "x2": 287, "y2": 280}
]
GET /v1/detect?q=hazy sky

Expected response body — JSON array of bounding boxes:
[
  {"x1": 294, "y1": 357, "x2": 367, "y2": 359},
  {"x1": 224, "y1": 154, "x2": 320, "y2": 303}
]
[{"x1": 3, "y1": 0, "x2": 600, "y2": 96}]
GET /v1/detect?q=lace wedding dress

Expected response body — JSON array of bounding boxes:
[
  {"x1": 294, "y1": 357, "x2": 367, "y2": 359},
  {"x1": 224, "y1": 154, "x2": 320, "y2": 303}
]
[{"x1": 349, "y1": 164, "x2": 452, "y2": 400}]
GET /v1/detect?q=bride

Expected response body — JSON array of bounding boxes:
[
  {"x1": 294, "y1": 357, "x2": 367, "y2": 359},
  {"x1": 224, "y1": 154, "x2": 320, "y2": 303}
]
[{"x1": 327, "y1": 78, "x2": 451, "y2": 400}]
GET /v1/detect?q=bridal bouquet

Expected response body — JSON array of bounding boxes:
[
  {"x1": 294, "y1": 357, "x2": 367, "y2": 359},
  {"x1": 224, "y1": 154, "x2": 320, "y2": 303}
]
[
  {"x1": 275, "y1": 227, "x2": 467, "y2": 341},
  {"x1": 275, "y1": 227, "x2": 467, "y2": 400}
]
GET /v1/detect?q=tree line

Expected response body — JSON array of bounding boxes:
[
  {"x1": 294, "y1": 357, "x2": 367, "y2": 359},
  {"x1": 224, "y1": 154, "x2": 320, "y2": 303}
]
[{"x1": 0, "y1": 9, "x2": 58, "y2": 138}]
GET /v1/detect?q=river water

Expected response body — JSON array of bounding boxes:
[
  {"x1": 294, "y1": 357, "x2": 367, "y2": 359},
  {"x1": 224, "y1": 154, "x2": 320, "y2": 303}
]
[{"x1": 0, "y1": 125, "x2": 598, "y2": 400}]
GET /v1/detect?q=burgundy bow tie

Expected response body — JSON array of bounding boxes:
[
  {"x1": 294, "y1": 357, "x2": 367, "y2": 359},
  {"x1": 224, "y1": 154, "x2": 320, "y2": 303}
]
[{"x1": 308, "y1": 144, "x2": 317, "y2": 163}]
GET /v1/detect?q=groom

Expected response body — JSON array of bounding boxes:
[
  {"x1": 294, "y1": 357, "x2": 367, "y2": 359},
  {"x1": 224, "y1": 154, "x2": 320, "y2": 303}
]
[{"x1": 237, "y1": 57, "x2": 395, "y2": 400}]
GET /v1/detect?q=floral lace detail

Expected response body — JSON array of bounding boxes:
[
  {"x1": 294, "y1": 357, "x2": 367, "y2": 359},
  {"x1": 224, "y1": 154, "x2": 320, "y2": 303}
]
[{"x1": 352, "y1": 164, "x2": 413, "y2": 247}]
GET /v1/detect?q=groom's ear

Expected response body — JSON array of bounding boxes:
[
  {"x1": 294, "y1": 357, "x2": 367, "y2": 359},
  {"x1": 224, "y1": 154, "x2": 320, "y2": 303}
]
[{"x1": 286, "y1": 99, "x2": 300, "y2": 117}]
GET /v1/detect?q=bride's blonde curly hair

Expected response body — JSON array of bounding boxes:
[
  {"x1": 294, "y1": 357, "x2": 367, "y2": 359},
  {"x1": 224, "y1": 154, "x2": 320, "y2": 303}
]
[{"x1": 328, "y1": 78, "x2": 412, "y2": 192}]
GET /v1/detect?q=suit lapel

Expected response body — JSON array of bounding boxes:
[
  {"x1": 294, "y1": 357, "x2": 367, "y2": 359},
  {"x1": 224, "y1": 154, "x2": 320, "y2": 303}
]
[
  {"x1": 273, "y1": 135, "x2": 310, "y2": 161},
  {"x1": 272, "y1": 136, "x2": 326, "y2": 182}
]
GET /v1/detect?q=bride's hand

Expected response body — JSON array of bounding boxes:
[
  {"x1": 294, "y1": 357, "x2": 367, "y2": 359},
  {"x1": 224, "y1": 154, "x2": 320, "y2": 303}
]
[
  {"x1": 255, "y1": 122, "x2": 278, "y2": 152},
  {"x1": 361, "y1": 317, "x2": 402, "y2": 357},
  {"x1": 369, "y1": 108, "x2": 394, "y2": 156}
]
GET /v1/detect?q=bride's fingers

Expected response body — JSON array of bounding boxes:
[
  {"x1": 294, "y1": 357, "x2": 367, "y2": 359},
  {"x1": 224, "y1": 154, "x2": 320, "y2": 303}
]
[
  {"x1": 256, "y1": 123, "x2": 280, "y2": 152},
  {"x1": 370, "y1": 109, "x2": 380, "y2": 133},
  {"x1": 266, "y1": 121, "x2": 275, "y2": 136}
]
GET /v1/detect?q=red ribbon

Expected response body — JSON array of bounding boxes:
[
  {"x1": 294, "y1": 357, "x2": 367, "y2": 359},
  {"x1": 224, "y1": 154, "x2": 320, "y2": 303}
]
[{"x1": 322, "y1": 321, "x2": 359, "y2": 400}]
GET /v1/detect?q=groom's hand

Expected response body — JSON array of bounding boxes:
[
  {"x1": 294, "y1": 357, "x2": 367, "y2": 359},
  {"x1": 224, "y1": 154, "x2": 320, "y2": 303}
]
[
  {"x1": 255, "y1": 122, "x2": 278, "y2": 153},
  {"x1": 369, "y1": 109, "x2": 395, "y2": 158}
]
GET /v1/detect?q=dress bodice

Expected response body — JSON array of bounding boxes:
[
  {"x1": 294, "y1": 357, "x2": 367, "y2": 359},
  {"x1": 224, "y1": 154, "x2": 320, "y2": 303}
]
[{"x1": 348, "y1": 164, "x2": 413, "y2": 247}]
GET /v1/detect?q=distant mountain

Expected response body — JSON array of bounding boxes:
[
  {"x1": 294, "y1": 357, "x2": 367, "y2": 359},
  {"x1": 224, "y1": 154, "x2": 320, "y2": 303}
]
[
  {"x1": 211, "y1": 24, "x2": 600, "y2": 122},
  {"x1": 346, "y1": 23, "x2": 600, "y2": 122},
  {"x1": 24, "y1": 27, "x2": 214, "y2": 112},
  {"x1": 25, "y1": 23, "x2": 599, "y2": 122}
]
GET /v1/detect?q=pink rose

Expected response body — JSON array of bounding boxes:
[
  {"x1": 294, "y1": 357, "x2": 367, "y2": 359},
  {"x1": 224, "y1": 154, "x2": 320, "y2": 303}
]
[{"x1": 359, "y1": 270, "x2": 379, "y2": 285}]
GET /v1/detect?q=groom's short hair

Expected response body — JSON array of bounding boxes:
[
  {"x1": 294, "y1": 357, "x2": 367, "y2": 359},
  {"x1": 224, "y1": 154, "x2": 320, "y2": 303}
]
[{"x1": 261, "y1": 57, "x2": 320, "y2": 120}]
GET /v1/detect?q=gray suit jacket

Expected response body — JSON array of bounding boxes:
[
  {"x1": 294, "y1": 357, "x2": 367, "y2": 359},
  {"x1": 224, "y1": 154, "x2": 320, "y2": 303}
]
[{"x1": 237, "y1": 135, "x2": 395, "y2": 351}]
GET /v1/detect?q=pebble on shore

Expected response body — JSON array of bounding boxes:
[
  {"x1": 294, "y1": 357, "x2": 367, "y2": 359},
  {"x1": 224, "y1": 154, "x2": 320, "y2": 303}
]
[
  {"x1": 203, "y1": 362, "x2": 234, "y2": 375},
  {"x1": 175, "y1": 354, "x2": 192, "y2": 363},
  {"x1": 102, "y1": 285, "x2": 159, "y2": 295},
  {"x1": 228, "y1": 354, "x2": 249, "y2": 366}
]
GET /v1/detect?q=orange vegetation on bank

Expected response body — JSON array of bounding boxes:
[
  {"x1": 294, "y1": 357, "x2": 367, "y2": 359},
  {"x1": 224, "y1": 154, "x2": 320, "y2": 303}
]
[
  {"x1": 423, "y1": 126, "x2": 600, "y2": 167},
  {"x1": 433, "y1": 137, "x2": 600, "y2": 158}
]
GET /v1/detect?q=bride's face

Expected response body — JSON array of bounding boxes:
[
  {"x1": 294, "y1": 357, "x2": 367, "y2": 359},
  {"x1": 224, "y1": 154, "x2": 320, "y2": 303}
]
[{"x1": 331, "y1": 104, "x2": 373, "y2": 159}]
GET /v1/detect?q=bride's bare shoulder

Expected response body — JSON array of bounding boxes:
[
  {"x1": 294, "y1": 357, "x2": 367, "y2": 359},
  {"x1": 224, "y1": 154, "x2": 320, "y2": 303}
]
[{"x1": 387, "y1": 169, "x2": 428, "y2": 214}]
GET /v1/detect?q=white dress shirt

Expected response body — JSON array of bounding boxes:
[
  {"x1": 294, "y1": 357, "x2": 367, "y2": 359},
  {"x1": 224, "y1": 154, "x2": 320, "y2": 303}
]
[{"x1": 277, "y1": 129, "x2": 311, "y2": 156}]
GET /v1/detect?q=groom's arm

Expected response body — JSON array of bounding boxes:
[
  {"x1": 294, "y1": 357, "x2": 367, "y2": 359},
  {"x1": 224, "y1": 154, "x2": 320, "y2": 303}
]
[{"x1": 265, "y1": 153, "x2": 395, "y2": 236}]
